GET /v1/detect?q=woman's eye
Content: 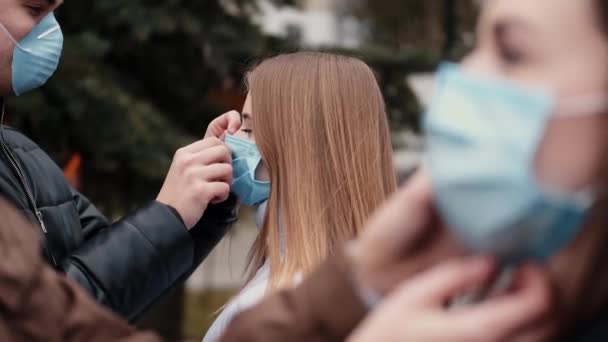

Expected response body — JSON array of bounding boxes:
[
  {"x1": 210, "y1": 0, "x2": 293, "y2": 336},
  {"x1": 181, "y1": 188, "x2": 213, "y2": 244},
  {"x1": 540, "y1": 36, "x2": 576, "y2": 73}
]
[
  {"x1": 499, "y1": 44, "x2": 525, "y2": 65},
  {"x1": 241, "y1": 128, "x2": 253, "y2": 135},
  {"x1": 25, "y1": 5, "x2": 44, "y2": 17},
  {"x1": 495, "y1": 28, "x2": 527, "y2": 66}
]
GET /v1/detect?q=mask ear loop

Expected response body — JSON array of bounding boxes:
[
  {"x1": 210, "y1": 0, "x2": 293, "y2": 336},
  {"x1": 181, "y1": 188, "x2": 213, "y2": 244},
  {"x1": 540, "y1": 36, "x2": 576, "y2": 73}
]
[
  {"x1": 36, "y1": 25, "x2": 60, "y2": 40},
  {"x1": 547, "y1": 94, "x2": 608, "y2": 203},
  {"x1": 0, "y1": 21, "x2": 22, "y2": 49},
  {"x1": 555, "y1": 94, "x2": 608, "y2": 117}
]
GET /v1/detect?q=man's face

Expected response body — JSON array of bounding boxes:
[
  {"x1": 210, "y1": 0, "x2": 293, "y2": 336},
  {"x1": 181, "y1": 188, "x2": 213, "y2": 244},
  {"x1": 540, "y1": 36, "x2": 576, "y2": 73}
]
[{"x1": 0, "y1": 0, "x2": 63, "y2": 96}]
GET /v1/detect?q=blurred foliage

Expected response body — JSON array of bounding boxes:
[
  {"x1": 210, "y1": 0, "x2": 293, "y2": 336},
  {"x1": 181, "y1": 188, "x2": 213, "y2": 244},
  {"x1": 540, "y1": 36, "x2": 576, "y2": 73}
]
[
  {"x1": 334, "y1": 0, "x2": 479, "y2": 132},
  {"x1": 339, "y1": 0, "x2": 478, "y2": 58},
  {"x1": 5, "y1": 0, "x2": 479, "y2": 213}
]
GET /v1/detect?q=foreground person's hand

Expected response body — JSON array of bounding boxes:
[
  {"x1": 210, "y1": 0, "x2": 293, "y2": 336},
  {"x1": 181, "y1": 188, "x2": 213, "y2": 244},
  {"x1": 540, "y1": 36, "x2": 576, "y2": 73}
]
[
  {"x1": 348, "y1": 259, "x2": 553, "y2": 342},
  {"x1": 348, "y1": 169, "x2": 463, "y2": 297}
]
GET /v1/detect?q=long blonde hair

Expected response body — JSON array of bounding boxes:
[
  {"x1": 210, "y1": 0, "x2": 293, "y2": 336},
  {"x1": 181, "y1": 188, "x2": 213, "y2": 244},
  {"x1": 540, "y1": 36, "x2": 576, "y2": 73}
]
[{"x1": 247, "y1": 52, "x2": 397, "y2": 288}]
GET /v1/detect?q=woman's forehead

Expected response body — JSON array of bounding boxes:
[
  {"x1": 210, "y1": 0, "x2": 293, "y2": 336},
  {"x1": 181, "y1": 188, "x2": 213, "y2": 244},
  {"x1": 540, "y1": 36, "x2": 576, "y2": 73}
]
[
  {"x1": 481, "y1": 0, "x2": 597, "y2": 35},
  {"x1": 242, "y1": 92, "x2": 253, "y2": 117}
]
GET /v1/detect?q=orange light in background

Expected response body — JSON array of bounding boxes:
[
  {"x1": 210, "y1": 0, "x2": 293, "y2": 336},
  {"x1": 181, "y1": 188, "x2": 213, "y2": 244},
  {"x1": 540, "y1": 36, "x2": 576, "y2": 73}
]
[
  {"x1": 207, "y1": 76, "x2": 247, "y2": 113},
  {"x1": 63, "y1": 152, "x2": 82, "y2": 190}
]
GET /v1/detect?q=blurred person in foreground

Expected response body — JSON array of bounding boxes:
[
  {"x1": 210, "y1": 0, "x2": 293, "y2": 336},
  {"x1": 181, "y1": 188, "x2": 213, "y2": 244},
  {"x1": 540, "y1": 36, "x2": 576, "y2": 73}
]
[
  {"x1": 0, "y1": 175, "x2": 548, "y2": 342},
  {"x1": 0, "y1": 0, "x2": 243, "y2": 321},
  {"x1": 0, "y1": 198, "x2": 160, "y2": 342},
  {"x1": 220, "y1": 172, "x2": 553, "y2": 342}
]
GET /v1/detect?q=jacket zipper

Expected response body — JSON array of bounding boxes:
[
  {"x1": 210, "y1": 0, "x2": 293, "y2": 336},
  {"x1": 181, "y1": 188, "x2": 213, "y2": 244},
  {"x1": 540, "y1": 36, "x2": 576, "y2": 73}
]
[{"x1": 0, "y1": 101, "x2": 57, "y2": 266}]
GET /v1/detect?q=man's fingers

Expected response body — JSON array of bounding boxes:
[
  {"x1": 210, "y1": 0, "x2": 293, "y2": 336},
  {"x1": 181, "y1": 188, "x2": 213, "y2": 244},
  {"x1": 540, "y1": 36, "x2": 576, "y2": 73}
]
[
  {"x1": 226, "y1": 111, "x2": 242, "y2": 134},
  {"x1": 191, "y1": 145, "x2": 231, "y2": 166},
  {"x1": 201, "y1": 163, "x2": 233, "y2": 183},
  {"x1": 205, "y1": 122, "x2": 222, "y2": 140},
  {"x1": 186, "y1": 163, "x2": 232, "y2": 186},
  {"x1": 206, "y1": 182, "x2": 231, "y2": 204},
  {"x1": 205, "y1": 110, "x2": 242, "y2": 138}
]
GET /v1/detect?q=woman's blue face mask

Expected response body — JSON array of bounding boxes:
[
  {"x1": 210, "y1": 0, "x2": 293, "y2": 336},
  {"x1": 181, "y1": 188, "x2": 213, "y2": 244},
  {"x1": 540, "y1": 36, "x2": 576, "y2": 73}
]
[
  {"x1": 225, "y1": 134, "x2": 270, "y2": 206},
  {"x1": 425, "y1": 62, "x2": 608, "y2": 263}
]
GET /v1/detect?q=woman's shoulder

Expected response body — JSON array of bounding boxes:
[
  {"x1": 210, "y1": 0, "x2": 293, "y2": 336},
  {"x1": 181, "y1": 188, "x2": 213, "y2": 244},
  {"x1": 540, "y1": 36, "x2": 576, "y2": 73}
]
[{"x1": 202, "y1": 265, "x2": 271, "y2": 342}]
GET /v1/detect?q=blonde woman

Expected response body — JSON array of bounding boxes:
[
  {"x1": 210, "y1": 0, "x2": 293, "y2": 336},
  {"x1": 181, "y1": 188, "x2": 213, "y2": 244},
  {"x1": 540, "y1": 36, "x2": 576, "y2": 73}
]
[{"x1": 202, "y1": 52, "x2": 397, "y2": 341}]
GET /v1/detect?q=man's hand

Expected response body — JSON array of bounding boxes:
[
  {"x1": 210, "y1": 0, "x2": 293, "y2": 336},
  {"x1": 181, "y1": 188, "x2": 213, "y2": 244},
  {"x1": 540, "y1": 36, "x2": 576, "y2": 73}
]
[
  {"x1": 204, "y1": 110, "x2": 242, "y2": 139},
  {"x1": 157, "y1": 138, "x2": 232, "y2": 229}
]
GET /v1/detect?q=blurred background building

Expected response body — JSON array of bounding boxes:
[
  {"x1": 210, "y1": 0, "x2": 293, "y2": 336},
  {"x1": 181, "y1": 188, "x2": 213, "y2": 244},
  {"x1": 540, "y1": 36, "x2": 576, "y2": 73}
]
[{"x1": 4, "y1": 0, "x2": 478, "y2": 340}]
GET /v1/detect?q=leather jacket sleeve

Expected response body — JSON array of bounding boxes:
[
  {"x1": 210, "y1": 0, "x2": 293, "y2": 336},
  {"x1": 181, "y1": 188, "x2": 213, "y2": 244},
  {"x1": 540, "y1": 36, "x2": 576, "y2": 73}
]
[
  {"x1": 189, "y1": 194, "x2": 239, "y2": 271},
  {"x1": 62, "y1": 189, "x2": 238, "y2": 321}
]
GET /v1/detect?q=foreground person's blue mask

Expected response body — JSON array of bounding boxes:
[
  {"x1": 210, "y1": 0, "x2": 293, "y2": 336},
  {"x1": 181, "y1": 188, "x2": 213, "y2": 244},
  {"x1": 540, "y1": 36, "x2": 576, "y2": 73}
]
[
  {"x1": 225, "y1": 135, "x2": 270, "y2": 206},
  {"x1": 0, "y1": 13, "x2": 63, "y2": 96},
  {"x1": 425, "y1": 63, "x2": 604, "y2": 263}
]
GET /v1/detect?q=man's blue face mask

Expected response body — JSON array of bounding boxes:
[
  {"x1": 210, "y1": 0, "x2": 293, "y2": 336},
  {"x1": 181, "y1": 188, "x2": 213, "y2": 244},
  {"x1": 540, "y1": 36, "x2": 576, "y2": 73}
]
[
  {"x1": 424, "y1": 62, "x2": 608, "y2": 263},
  {"x1": 0, "y1": 13, "x2": 63, "y2": 96},
  {"x1": 225, "y1": 134, "x2": 270, "y2": 206}
]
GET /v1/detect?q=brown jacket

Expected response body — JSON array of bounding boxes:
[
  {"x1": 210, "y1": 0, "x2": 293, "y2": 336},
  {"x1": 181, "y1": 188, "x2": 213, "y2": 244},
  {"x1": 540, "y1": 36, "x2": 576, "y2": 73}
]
[
  {"x1": 0, "y1": 198, "x2": 160, "y2": 342},
  {"x1": 220, "y1": 250, "x2": 368, "y2": 342}
]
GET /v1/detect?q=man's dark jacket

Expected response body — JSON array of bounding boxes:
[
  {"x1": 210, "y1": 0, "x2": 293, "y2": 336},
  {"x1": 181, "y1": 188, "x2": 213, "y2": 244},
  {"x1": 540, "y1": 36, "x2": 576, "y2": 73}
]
[{"x1": 0, "y1": 127, "x2": 237, "y2": 320}]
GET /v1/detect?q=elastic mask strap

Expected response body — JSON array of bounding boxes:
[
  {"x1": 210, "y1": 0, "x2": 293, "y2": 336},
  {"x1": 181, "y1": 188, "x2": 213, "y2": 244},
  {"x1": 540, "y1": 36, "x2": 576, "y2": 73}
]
[
  {"x1": 555, "y1": 94, "x2": 608, "y2": 117},
  {"x1": 37, "y1": 25, "x2": 60, "y2": 39},
  {"x1": 0, "y1": 21, "x2": 20, "y2": 48}
]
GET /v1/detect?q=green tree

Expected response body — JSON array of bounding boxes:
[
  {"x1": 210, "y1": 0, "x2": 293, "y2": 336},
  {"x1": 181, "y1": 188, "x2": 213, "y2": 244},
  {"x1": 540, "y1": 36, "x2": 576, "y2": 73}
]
[
  {"x1": 333, "y1": 0, "x2": 479, "y2": 131},
  {"x1": 339, "y1": 0, "x2": 478, "y2": 58}
]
